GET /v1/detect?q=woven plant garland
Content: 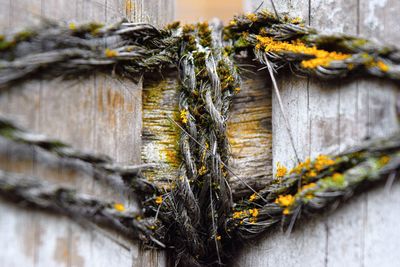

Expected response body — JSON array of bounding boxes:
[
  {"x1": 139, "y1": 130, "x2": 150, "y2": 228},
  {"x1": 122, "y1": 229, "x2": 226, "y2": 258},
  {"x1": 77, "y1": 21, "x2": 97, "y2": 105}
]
[{"x1": 0, "y1": 9, "x2": 399, "y2": 267}]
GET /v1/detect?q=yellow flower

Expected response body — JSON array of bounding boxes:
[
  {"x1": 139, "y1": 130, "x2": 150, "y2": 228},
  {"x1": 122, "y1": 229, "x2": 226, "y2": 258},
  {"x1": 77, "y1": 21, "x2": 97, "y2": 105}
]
[
  {"x1": 155, "y1": 195, "x2": 163, "y2": 205},
  {"x1": 114, "y1": 203, "x2": 125, "y2": 212},
  {"x1": 275, "y1": 194, "x2": 295, "y2": 207},
  {"x1": 180, "y1": 109, "x2": 188, "y2": 124},
  {"x1": 276, "y1": 162, "x2": 287, "y2": 178},
  {"x1": 105, "y1": 48, "x2": 118, "y2": 58}
]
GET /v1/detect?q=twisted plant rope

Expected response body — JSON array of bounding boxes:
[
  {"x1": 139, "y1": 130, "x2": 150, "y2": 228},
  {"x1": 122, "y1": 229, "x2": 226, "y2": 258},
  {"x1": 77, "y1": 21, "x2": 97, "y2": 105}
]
[
  {"x1": 0, "y1": 9, "x2": 399, "y2": 267},
  {"x1": 224, "y1": 10, "x2": 400, "y2": 80}
]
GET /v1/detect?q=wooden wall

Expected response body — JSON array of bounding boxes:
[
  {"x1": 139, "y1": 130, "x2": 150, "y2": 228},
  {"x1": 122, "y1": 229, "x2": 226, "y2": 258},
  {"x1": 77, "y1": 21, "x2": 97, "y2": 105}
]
[
  {"x1": 236, "y1": 0, "x2": 400, "y2": 266},
  {"x1": 1, "y1": 0, "x2": 399, "y2": 266},
  {"x1": 0, "y1": 1, "x2": 174, "y2": 266}
]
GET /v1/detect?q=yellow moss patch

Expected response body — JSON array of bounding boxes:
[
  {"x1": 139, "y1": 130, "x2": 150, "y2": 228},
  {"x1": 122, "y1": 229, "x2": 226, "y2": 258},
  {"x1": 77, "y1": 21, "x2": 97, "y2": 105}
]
[
  {"x1": 275, "y1": 194, "x2": 295, "y2": 207},
  {"x1": 246, "y1": 13, "x2": 258, "y2": 22},
  {"x1": 301, "y1": 182, "x2": 317, "y2": 191},
  {"x1": 69, "y1": 23, "x2": 76, "y2": 30},
  {"x1": 155, "y1": 195, "x2": 163, "y2": 205},
  {"x1": 105, "y1": 48, "x2": 118, "y2": 58},
  {"x1": 198, "y1": 165, "x2": 207, "y2": 175},
  {"x1": 314, "y1": 154, "x2": 335, "y2": 171},
  {"x1": 256, "y1": 36, "x2": 351, "y2": 69},
  {"x1": 290, "y1": 157, "x2": 311, "y2": 174},
  {"x1": 249, "y1": 208, "x2": 259, "y2": 217},
  {"x1": 276, "y1": 162, "x2": 287, "y2": 178},
  {"x1": 180, "y1": 109, "x2": 188, "y2": 124},
  {"x1": 332, "y1": 173, "x2": 344, "y2": 183},
  {"x1": 249, "y1": 193, "x2": 257, "y2": 202},
  {"x1": 378, "y1": 155, "x2": 391, "y2": 166},
  {"x1": 114, "y1": 203, "x2": 125, "y2": 212}
]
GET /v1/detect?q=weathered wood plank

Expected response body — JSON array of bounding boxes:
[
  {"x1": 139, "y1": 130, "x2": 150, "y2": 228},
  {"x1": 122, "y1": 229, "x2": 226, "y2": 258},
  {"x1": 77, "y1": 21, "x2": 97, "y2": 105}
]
[
  {"x1": 0, "y1": 0, "x2": 174, "y2": 266},
  {"x1": 236, "y1": 0, "x2": 400, "y2": 266}
]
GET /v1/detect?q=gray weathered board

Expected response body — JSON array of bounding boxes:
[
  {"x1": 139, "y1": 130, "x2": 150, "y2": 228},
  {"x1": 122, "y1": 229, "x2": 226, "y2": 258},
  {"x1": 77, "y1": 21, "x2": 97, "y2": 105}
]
[
  {"x1": 0, "y1": 1, "x2": 173, "y2": 266},
  {"x1": 236, "y1": 1, "x2": 400, "y2": 267},
  {"x1": 0, "y1": 0, "x2": 399, "y2": 267}
]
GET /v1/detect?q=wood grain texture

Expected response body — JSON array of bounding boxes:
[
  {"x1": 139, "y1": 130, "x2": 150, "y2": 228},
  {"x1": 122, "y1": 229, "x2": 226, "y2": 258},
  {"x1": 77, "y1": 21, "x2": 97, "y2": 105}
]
[
  {"x1": 236, "y1": 1, "x2": 400, "y2": 266},
  {"x1": 0, "y1": 0, "x2": 174, "y2": 266},
  {"x1": 227, "y1": 70, "x2": 273, "y2": 198}
]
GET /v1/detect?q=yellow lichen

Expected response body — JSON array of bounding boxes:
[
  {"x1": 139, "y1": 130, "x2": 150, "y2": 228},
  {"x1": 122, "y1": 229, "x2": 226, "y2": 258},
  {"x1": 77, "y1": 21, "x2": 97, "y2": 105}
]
[
  {"x1": 216, "y1": 235, "x2": 222, "y2": 240},
  {"x1": 276, "y1": 162, "x2": 287, "y2": 178},
  {"x1": 377, "y1": 61, "x2": 389, "y2": 72},
  {"x1": 307, "y1": 170, "x2": 317, "y2": 178},
  {"x1": 155, "y1": 195, "x2": 163, "y2": 205},
  {"x1": 290, "y1": 157, "x2": 311, "y2": 174},
  {"x1": 283, "y1": 208, "x2": 290, "y2": 215},
  {"x1": 198, "y1": 165, "x2": 207, "y2": 175},
  {"x1": 275, "y1": 194, "x2": 295, "y2": 207},
  {"x1": 249, "y1": 208, "x2": 259, "y2": 217},
  {"x1": 256, "y1": 36, "x2": 351, "y2": 69},
  {"x1": 314, "y1": 155, "x2": 335, "y2": 171},
  {"x1": 114, "y1": 203, "x2": 125, "y2": 212},
  {"x1": 249, "y1": 217, "x2": 257, "y2": 224},
  {"x1": 332, "y1": 173, "x2": 344, "y2": 183},
  {"x1": 246, "y1": 13, "x2": 258, "y2": 22},
  {"x1": 233, "y1": 210, "x2": 246, "y2": 219},
  {"x1": 378, "y1": 155, "x2": 391, "y2": 166},
  {"x1": 301, "y1": 182, "x2": 317, "y2": 191},
  {"x1": 69, "y1": 22, "x2": 76, "y2": 30},
  {"x1": 180, "y1": 109, "x2": 188, "y2": 124},
  {"x1": 105, "y1": 48, "x2": 118, "y2": 58},
  {"x1": 249, "y1": 193, "x2": 257, "y2": 202}
]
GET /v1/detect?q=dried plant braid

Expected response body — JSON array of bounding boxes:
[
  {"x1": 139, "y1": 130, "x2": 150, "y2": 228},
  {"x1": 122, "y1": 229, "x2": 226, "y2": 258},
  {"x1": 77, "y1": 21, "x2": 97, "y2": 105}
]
[
  {"x1": 0, "y1": 170, "x2": 165, "y2": 247},
  {"x1": 227, "y1": 133, "x2": 400, "y2": 240},
  {"x1": 224, "y1": 10, "x2": 400, "y2": 80},
  {"x1": 0, "y1": 116, "x2": 157, "y2": 196},
  {"x1": 0, "y1": 20, "x2": 181, "y2": 88}
]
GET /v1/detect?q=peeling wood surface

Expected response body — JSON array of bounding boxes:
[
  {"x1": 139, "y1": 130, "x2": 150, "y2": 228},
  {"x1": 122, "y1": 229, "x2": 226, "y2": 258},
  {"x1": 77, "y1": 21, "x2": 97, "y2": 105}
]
[
  {"x1": 0, "y1": 0, "x2": 174, "y2": 266},
  {"x1": 236, "y1": 1, "x2": 400, "y2": 266}
]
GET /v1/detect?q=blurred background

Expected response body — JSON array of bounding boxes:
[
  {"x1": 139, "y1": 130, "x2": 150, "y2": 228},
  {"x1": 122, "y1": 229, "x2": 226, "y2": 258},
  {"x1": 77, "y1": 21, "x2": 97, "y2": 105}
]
[{"x1": 176, "y1": 0, "x2": 249, "y2": 23}]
